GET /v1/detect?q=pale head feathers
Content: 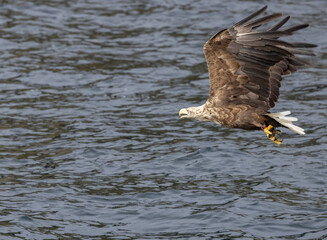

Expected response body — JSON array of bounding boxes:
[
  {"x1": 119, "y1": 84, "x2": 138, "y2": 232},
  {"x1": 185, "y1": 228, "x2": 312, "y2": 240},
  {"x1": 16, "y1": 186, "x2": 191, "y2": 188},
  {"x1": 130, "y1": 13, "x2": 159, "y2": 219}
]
[{"x1": 179, "y1": 104, "x2": 213, "y2": 122}]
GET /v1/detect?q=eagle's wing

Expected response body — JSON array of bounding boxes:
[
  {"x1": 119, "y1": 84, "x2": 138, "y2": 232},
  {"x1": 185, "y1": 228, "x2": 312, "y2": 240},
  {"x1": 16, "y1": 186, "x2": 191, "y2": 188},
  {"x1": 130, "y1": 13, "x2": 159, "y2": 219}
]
[{"x1": 203, "y1": 6, "x2": 316, "y2": 111}]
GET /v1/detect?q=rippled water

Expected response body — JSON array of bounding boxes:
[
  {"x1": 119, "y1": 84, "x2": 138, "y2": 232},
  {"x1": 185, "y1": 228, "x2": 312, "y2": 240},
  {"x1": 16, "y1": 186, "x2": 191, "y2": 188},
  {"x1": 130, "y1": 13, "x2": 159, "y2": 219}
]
[{"x1": 0, "y1": 0, "x2": 326, "y2": 239}]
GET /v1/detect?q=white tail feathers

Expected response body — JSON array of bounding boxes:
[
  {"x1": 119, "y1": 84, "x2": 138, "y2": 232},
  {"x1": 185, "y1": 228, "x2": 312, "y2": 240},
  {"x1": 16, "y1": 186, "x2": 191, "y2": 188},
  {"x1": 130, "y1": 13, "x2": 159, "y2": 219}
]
[{"x1": 267, "y1": 111, "x2": 305, "y2": 135}]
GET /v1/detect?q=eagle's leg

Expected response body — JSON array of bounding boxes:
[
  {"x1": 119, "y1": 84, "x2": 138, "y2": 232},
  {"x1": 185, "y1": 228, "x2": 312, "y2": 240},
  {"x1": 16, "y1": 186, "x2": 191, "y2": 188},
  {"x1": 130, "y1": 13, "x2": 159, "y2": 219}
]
[{"x1": 263, "y1": 125, "x2": 282, "y2": 145}]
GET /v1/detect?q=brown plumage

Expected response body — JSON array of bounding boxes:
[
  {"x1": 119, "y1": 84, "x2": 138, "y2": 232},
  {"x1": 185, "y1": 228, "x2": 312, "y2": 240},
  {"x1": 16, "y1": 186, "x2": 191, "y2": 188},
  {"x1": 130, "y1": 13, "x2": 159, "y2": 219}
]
[{"x1": 179, "y1": 6, "x2": 316, "y2": 143}]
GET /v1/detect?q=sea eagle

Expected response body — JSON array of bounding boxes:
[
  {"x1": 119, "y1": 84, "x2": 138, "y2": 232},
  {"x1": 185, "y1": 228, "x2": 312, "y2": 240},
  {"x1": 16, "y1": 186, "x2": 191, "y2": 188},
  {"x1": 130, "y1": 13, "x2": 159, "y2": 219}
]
[{"x1": 179, "y1": 6, "x2": 316, "y2": 144}]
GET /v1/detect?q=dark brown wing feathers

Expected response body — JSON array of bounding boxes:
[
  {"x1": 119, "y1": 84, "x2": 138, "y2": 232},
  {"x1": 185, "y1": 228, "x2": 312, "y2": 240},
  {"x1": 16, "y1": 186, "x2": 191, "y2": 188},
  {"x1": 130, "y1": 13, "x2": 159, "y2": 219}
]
[
  {"x1": 268, "y1": 16, "x2": 290, "y2": 31},
  {"x1": 204, "y1": 6, "x2": 316, "y2": 111},
  {"x1": 233, "y1": 5, "x2": 268, "y2": 28},
  {"x1": 242, "y1": 13, "x2": 282, "y2": 29}
]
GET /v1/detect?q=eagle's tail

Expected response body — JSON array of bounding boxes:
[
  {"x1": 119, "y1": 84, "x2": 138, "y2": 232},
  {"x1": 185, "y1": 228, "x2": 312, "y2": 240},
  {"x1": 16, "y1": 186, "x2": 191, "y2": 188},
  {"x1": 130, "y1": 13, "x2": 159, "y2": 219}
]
[{"x1": 266, "y1": 111, "x2": 305, "y2": 135}]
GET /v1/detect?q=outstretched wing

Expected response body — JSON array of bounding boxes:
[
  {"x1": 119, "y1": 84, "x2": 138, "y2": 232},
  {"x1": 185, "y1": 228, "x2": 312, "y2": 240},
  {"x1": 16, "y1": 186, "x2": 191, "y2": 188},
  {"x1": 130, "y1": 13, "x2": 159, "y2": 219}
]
[{"x1": 203, "y1": 5, "x2": 316, "y2": 111}]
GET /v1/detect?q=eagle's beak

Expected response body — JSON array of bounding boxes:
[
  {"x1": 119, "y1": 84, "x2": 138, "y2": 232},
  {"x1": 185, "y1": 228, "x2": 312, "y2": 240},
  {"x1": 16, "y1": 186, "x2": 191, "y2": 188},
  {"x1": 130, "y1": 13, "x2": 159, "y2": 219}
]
[{"x1": 179, "y1": 108, "x2": 188, "y2": 118}]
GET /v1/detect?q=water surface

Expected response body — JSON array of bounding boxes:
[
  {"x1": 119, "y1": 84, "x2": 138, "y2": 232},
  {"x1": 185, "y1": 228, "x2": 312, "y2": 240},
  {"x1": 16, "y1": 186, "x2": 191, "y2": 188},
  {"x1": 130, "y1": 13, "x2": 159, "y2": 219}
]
[{"x1": 0, "y1": 0, "x2": 326, "y2": 239}]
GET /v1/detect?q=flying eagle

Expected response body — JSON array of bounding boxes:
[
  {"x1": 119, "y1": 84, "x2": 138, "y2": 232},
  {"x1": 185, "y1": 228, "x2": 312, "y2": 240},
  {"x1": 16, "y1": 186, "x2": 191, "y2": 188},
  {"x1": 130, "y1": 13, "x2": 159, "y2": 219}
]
[{"x1": 179, "y1": 6, "x2": 316, "y2": 144}]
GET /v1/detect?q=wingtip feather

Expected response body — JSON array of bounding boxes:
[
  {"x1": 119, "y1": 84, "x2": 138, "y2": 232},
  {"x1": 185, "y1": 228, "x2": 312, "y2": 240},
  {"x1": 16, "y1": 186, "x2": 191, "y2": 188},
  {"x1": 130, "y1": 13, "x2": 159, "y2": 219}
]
[{"x1": 233, "y1": 5, "x2": 268, "y2": 28}]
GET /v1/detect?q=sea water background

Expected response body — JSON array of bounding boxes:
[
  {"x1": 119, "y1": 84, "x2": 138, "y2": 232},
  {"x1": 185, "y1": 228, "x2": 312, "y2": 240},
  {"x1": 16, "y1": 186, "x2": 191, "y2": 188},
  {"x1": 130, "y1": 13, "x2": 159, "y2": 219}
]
[{"x1": 0, "y1": 0, "x2": 326, "y2": 239}]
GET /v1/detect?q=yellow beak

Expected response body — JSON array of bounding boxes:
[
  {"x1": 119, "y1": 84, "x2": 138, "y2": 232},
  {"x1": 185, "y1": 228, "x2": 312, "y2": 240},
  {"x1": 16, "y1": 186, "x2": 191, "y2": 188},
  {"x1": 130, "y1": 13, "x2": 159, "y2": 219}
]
[{"x1": 179, "y1": 108, "x2": 188, "y2": 118}]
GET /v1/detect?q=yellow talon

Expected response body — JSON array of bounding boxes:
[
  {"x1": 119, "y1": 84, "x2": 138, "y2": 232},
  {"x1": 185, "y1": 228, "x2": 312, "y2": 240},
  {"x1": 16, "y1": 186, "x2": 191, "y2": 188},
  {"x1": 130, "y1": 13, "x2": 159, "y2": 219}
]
[
  {"x1": 268, "y1": 135, "x2": 282, "y2": 145},
  {"x1": 263, "y1": 125, "x2": 273, "y2": 136},
  {"x1": 264, "y1": 125, "x2": 282, "y2": 145},
  {"x1": 273, "y1": 138, "x2": 282, "y2": 145}
]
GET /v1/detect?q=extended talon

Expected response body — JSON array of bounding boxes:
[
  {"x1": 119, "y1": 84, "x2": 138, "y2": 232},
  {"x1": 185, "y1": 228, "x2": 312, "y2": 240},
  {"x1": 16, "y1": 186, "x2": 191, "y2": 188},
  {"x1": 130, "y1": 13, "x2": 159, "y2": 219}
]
[
  {"x1": 263, "y1": 125, "x2": 282, "y2": 145},
  {"x1": 263, "y1": 125, "x2": 274, "y2": 136},
  {"x1": 269, "y1": 135, "x2": 282, "y2": 145},
  {"x1": 273, "y1": 138, "x2": 282, "y2": 145}
]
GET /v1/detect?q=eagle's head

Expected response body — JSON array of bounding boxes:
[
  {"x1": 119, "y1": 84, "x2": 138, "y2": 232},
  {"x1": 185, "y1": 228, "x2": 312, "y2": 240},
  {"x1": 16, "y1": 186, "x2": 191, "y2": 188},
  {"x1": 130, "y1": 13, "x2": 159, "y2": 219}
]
[
  {"x1": 179, "y1": 104, "x2": 210, "y2": 121},
  {"x1": 179, "y1": 108, "x2": 191, "y2": 119}
]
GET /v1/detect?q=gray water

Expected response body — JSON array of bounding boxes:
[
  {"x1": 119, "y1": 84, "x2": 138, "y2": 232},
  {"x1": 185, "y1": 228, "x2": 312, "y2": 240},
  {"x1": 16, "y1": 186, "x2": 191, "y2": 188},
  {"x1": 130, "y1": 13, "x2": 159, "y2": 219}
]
[{"x1": 0, "y1": 0, "x2": 326, "y2": 239}]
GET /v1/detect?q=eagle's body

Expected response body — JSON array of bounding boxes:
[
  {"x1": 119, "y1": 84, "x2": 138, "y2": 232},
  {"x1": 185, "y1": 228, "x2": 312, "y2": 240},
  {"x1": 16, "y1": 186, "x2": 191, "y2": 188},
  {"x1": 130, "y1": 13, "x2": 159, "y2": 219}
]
[{"x1": 179, "y1": 6, "x2": 316, "y2": 144}]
